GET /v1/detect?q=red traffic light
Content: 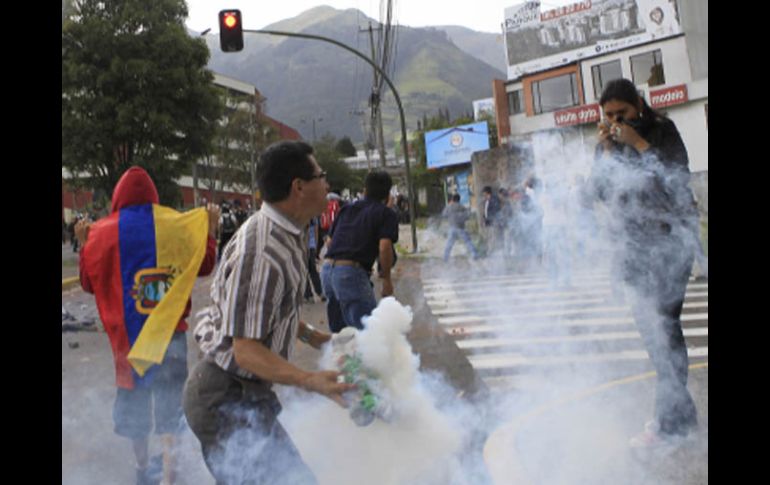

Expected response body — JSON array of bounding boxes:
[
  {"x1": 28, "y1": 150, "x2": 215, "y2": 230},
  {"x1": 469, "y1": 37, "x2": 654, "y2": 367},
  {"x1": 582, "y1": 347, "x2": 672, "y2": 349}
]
[
  {"x1": 219, "y1": 10, "x2": 244, "y2": 52},
  {"x1": 223, "y1": 12, "x2": 238, "y2": 29}
]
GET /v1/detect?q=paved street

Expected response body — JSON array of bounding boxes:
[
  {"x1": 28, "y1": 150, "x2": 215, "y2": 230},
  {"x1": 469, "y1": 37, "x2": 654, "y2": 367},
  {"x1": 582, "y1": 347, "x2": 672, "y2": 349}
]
[{"x1": 62, "y1": 227, "x2": 708, "y2": 484}]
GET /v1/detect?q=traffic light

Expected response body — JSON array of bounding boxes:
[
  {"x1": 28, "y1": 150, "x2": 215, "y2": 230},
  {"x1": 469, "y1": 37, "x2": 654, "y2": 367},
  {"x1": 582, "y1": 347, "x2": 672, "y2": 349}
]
[{"x1": 219, "y1": 10, "x2": 243, "y2": 52}]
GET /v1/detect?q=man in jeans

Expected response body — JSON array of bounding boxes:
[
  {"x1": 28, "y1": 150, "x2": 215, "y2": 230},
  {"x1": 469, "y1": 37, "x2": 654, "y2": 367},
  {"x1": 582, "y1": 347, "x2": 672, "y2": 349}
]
[
  {"x1": 442, "y1": 193, "x2": 478, "y2": 262},
  {"x1": 321, "y1": 170, "x2": 399, "y2": 332}
]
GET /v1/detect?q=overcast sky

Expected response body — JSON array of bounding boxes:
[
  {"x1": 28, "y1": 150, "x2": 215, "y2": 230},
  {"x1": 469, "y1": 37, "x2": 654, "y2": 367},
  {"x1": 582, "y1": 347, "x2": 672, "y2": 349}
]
[{"x1": 184, "y1": 0, "x2": 577, "y2": 34}]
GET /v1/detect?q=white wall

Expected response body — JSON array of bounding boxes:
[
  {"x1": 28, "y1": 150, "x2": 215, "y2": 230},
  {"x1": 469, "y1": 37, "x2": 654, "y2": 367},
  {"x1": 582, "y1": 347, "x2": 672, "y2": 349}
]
[
  {"x1": 580, "y1": 36, "x2": 693, "y2": 104},
  {"x1": 664, "y1": 100, "x2": 708, "y2": 173}
]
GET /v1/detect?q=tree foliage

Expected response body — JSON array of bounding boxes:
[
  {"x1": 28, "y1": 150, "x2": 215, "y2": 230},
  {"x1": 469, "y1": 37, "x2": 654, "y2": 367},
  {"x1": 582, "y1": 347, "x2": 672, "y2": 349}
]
[
  {"x1": 62, "y1": 0, "x2": 223, "y2": 206},
  {"x1": 335, "y1": 136, "x2": 358, "y2": 157},
  {"x1": 312, "y1": 135, "x2": 362, "y2": 193},
  {"x1": 199, "y1": 91, "x2": 281, "y2": 203}
]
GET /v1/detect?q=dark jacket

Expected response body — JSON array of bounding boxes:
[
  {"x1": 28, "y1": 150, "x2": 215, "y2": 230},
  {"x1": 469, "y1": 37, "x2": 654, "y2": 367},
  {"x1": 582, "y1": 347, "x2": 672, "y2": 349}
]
[
  {"x1": 590, "y1": 115, "x2": 697, "y2": 243},
  {"x1": 483, "y1": 195, "x2": 501, "y2": 226}
]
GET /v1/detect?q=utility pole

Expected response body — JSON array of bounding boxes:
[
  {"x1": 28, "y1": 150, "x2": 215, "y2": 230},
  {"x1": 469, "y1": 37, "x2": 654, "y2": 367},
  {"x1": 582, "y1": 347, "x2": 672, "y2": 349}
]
[
  {"x1": 361, "y1": 22, "x2": 387, "y2": 168},
  {"x1": 238, "y1": 27, "x2": 419, "y2": 253},
  {"x1": 349, "y1": 109, "x2": 372, "y2": 170}
]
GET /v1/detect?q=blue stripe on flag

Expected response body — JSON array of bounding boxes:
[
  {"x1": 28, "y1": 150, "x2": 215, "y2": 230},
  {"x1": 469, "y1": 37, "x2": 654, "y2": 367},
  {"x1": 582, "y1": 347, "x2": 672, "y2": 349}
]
[{"x1": 119, "y1": 204, "x2": 158, "y2": 387}]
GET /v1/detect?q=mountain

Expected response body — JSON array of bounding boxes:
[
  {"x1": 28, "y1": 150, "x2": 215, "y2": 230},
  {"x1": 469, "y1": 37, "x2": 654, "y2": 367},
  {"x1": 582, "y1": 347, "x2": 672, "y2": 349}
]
[
  {"x1": 433, "y1": 26, "x2": 507, "y2": 74},
  {"x1": 203, "y1": 6, "x2": 505, "y2": 145}
]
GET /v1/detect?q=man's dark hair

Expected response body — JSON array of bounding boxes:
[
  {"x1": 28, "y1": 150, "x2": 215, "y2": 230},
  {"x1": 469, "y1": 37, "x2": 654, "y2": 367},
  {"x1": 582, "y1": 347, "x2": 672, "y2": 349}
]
[
  {"x1": 364, "y1": 170, "x2": 393, "y2": 202},
  {"x1": 452, "y1": 193, "x2": 461, "y2": 203},
  {"x1": 482, "y1": 186, "x2": 493, "y2": 195},
  {"x1": 257, "y1": 141, "x2": 315, "y2": 202}
]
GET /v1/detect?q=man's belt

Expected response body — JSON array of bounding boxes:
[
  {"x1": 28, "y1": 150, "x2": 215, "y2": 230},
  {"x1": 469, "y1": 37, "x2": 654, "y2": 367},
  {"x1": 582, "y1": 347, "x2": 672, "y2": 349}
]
[{"x1": 325, "y1": 258, "x2": 363, "y2": 269}]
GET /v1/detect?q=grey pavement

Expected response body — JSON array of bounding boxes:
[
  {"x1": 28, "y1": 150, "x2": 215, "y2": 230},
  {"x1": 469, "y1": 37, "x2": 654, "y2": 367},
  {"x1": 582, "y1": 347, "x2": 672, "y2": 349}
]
[{"x1": 62, "y1": 242, "x2": 80, "y2": 279}]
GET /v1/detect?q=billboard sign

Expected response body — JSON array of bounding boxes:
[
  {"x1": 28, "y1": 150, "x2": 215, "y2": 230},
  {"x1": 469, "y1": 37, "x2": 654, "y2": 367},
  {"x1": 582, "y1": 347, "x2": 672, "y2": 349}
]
[
  {"x1": 425, "y1": 121, "x2": 491, "y2": 169},
  {"x1": 504, "y1": 0, "x2": 684, "y2": 79}
]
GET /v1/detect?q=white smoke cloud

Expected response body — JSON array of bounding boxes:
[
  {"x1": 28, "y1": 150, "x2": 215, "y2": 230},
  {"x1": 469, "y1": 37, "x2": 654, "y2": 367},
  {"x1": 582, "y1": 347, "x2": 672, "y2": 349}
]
[
  {"x1": 417, "y1": 128, "x2": 705, "y2": 484},
  {"x1": 279, "y1": 297, "x2": 478, "y2": 485}
]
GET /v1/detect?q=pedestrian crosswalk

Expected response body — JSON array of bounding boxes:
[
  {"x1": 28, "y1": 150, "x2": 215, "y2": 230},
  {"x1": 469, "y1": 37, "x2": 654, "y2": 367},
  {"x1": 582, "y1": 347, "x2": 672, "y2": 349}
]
[{"x1": 421, "y1": 271, "x2": 708, "y2": 392}]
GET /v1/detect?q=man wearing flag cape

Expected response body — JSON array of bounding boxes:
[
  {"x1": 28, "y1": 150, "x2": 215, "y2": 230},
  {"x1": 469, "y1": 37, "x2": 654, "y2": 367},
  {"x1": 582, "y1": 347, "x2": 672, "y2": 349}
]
[{"x1": 76, "y1": 166, "x2": 218, "y2": 485}]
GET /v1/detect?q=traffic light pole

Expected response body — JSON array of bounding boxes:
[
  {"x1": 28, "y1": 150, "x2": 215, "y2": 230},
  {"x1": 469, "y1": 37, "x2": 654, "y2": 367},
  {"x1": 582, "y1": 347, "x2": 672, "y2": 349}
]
[{"x1": 243, "y1": 29, "x2": 419, "y2": 253}]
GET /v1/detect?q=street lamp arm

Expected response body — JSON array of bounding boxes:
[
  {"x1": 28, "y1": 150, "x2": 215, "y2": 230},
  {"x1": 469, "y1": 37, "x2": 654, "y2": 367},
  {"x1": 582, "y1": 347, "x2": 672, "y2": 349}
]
[{"x1": 245, "y1": 29, "x2": 418, "y2": 253}]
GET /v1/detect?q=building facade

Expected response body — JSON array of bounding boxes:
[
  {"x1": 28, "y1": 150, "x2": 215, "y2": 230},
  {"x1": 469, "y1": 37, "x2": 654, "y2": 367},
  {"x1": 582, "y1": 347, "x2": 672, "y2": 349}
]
[{"x1": 492, "y1": 0, "x2": 707, "y2": 211}]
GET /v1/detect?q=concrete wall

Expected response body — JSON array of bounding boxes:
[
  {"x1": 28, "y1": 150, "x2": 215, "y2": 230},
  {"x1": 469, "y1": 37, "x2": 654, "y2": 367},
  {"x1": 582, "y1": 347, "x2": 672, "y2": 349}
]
[
  {"x1": 679, "y1": 0, "x2": 708, "y2": 80},
  {"x1": 470, "y1": 143, "x2": 534, "y2": 224}
]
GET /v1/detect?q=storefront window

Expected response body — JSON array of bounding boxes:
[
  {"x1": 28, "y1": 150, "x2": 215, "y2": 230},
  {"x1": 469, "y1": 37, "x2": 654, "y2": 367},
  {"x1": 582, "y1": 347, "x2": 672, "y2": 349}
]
[
  {"x1": 591, "y1": 60, "x2": 623, "y2": 99},
  {"x1": 507, "y1": 89, "x2": 524, "y2": 115},
  {"x1": 631, "y1": 50, "x2": 665, "y2": 87},
  {"x1": 532, "y1": 73, "x2": 579, "y2": 115}
]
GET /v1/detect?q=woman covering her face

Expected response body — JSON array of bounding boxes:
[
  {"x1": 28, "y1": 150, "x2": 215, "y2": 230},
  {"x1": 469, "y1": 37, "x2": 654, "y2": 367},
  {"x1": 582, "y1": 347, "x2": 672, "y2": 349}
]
[{"x1": 589, "y1": 78, "x2": 701, "y2": 448}]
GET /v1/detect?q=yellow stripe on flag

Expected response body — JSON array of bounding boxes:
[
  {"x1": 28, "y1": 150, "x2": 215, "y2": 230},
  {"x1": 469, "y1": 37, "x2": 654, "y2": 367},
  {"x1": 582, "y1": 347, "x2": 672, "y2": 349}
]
[{"x1": 127, "y1": 205, "x2": 208, "y2": 376}]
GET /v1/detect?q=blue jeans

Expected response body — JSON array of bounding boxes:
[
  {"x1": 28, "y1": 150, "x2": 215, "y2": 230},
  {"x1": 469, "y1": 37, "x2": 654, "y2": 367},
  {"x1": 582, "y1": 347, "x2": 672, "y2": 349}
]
[
  {"x1": 320, "y1": 263, "x2": 377, "y2": 333},
  {"x1": 444, "y1": 227, "x2": 478, "y2": 261},
  {"x1": 113, "y1": 331, "x2": 188, "y2": 439}
]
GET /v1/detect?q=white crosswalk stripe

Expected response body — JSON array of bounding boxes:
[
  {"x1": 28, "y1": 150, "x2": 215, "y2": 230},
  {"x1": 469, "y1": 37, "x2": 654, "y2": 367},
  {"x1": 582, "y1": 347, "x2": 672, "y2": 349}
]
[{"x1": 422, "y1": 271, "x2": 708, "y2": 392}]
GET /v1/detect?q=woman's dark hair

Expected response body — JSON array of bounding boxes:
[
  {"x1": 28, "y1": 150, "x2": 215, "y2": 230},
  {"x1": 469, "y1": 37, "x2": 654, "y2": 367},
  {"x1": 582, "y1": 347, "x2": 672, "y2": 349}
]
[
  {"x1": 257, "y1": 141, "x2": 315, "y2": 202},
  {"x1": 599, "y1": 78, "x2": 657, "y2": 120},
  {"x1": 364, "y1": 170, "x2": 393, "y2": 202}
]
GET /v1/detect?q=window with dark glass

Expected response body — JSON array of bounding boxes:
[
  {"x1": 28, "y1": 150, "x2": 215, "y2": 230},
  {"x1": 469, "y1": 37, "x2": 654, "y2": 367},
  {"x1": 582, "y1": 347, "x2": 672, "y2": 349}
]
[
  {"x1": 591, "y1": 60, "x2": 623, "y2": 99},
  {"x1": 630, "y1": 50, "x2": 665, "y2": 87},
  {"x1": 531, "y1": 73, "x2": 579, "y2": 115},
  {"x1": 507, "y1": 89, "x2": 524, "y2": 115}
]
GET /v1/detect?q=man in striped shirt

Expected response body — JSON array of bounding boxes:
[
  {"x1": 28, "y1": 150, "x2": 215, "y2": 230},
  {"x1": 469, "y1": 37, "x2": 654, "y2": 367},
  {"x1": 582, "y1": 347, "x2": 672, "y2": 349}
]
[{"x1": 183, "y1": 141, "x2": 354, "y2": 485}]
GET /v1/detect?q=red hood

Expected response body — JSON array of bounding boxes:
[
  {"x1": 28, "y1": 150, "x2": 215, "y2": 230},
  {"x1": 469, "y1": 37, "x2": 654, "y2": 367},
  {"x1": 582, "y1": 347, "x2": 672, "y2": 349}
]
[{"x1": 110, "y1": 166, "x2": 159, "y2": 213}]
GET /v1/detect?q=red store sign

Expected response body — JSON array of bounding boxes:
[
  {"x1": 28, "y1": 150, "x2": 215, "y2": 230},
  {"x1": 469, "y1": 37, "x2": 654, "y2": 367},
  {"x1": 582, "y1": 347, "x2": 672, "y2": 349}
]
[
  {"x1": 554, "y1": 103, "x2": 600, "y2": 127},
  {"x1": 649, "y1": 85, "x2": 688, "y2": 108}
]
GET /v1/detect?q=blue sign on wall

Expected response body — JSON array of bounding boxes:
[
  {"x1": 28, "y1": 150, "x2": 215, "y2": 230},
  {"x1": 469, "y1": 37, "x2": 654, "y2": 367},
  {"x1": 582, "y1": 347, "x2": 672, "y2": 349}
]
[{"x1": 425, "y1": 121, "x2": 490, "y2": 169}]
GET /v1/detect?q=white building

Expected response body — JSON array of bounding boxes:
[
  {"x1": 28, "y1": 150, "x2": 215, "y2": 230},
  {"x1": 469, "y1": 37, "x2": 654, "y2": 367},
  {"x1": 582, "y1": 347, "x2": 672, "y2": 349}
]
[
  {"x1": 341, "y1": 149, "x2": 406, "y2": 170},
  {"x1": 492, "y1": 0, "x2": 707, "y2": 206}
]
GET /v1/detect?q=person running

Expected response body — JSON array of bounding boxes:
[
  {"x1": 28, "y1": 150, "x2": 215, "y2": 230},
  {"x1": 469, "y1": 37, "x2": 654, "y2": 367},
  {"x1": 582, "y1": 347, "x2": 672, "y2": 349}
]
[{"x1": 442, "y1": 193, "x2": 478, "y2": 262}]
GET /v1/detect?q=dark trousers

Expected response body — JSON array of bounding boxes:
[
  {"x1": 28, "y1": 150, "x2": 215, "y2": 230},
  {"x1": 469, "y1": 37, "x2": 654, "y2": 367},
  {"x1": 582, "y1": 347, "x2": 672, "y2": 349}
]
[
  {"x1": 623, "y1": 238, "x2": 698, "y2": 436},
  {"x1": 183, "y1": 360, "x2": 316, "y2": 485},
  {"x1": 305, "y1": 248, "x2": 322, "y2": 299},
  {"x1": 219, "y1": 232, "x2": 235, "y2": 260}
]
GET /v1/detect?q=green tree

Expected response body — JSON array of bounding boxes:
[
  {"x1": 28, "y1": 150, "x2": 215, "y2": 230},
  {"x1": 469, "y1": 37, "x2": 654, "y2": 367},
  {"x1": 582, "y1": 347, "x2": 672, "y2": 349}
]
[
  {"x1": 335, "y1": 136, "x2": 358, "y2": 157},
  {"x1": 313, "y1": 135, "x2": 359, "y2": 193},
  {"x1": 199, "y1": 91, "x2": 281, "y2": 204},
  {"x1": 62, "y1": 0, "x2": 223, "y2": 206},
  {"x1": 200, "y1": 91, "x2": 253, "y2": 202}
]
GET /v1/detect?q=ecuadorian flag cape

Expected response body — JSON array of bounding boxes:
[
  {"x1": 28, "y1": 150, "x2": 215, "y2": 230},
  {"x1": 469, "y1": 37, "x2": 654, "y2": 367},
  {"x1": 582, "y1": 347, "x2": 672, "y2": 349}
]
[{"x1": 84, "y1": 203, "x2": 208, "y2": 389}]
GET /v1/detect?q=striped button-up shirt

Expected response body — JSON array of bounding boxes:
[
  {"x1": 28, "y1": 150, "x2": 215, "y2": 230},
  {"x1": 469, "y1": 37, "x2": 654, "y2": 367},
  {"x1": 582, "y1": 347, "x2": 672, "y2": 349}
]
[{"x1": 194, "y1": 203, "x2": 308, "y2": 381}]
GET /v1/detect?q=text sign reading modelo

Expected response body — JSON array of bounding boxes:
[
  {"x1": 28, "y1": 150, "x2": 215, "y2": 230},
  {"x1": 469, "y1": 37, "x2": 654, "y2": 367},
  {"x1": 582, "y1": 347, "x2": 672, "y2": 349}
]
[
  {"x1": 649, "y1": 85, "x2": 688, "y2": 109},
  {"x1": 554, "y1": 103, "x2": 600, "y2": 127}
]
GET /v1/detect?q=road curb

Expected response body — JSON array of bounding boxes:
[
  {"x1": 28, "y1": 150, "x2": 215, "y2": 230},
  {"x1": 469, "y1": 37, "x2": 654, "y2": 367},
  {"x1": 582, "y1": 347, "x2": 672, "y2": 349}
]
[{"x1": 62, "y1": 276, "x2": 80, "y2": 291}]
